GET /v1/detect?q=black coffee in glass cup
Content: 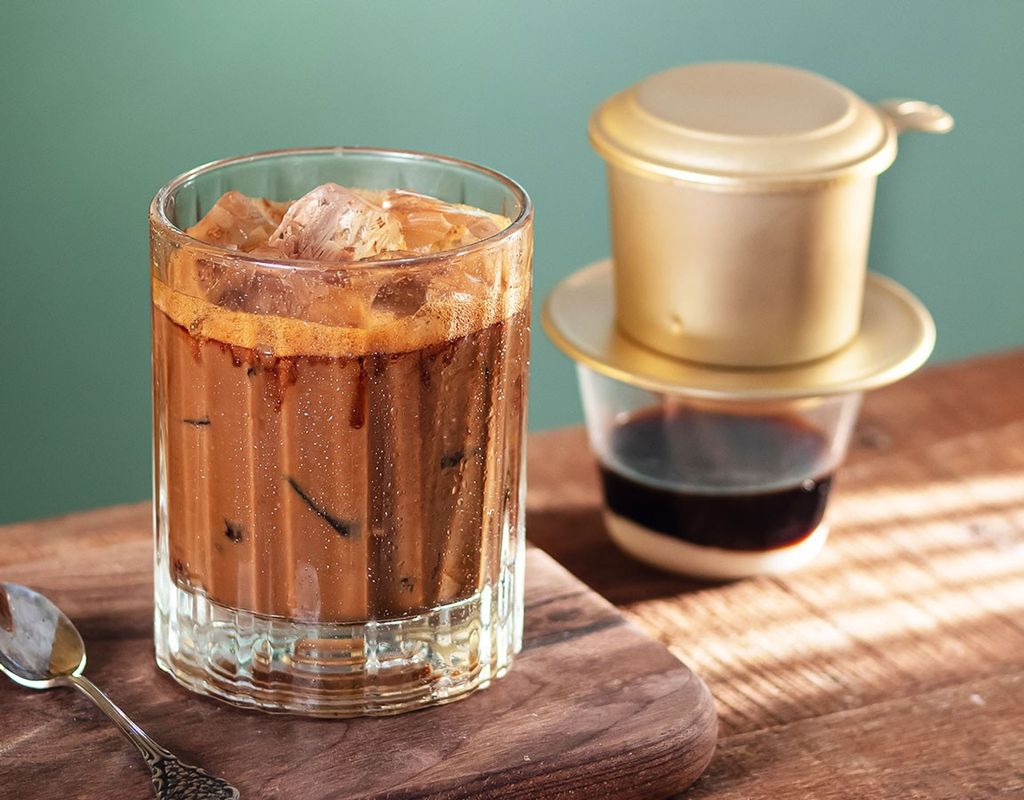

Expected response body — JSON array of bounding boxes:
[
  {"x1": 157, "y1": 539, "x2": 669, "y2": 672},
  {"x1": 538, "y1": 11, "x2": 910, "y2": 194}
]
[{"x1": 578, "y1": 366, "x2": 861, "y2": 580}]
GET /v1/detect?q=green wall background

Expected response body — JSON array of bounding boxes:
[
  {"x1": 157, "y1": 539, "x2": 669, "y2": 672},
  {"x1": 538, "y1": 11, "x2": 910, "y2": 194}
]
[{"x1": 1, "y1": 1, "x2": 1021, "y2": 524}]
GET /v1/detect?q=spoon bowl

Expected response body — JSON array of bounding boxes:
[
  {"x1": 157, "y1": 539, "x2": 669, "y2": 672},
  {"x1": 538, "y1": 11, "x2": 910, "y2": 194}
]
[{"x1": 0, "y1": 582, "x2": 86, "y2": 688}]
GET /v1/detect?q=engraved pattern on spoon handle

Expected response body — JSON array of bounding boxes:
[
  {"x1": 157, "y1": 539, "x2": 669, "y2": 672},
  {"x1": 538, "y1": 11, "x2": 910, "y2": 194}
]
[
  {"x1": 65, "y1": 674, "x2": 240, "y2": 799},
  {"x1": 148, "y1": 754, "x2": 241, "y2": 800}
]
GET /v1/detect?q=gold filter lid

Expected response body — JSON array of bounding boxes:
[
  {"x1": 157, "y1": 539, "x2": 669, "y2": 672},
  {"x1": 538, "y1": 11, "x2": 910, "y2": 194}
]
[
  {"x1": 543, "y1": 260, "x2": 935, "y2": 401},
  {"x1": 590, "y1": 62, "x2": 953, "y2": 185}
]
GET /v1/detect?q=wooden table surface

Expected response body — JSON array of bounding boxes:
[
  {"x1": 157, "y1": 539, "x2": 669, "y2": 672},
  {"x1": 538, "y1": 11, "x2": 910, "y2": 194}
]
[
  {"x1": 0, "y1": 532, "x2": 716, "y2": 800},
  {"x1": 3, "y1": 350, "x2": 1023, "y2": 799},
  {"x1": 526, "y1": 350, "x2": 1024, "y2": 800}
]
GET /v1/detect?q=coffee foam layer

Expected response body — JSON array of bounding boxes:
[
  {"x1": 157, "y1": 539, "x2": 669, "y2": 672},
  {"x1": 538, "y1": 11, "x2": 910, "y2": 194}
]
[
  {"x1": 155, "y1": 185, "x2": 528, "y2": 357},
  {"x1": 152, "y1": 272, "x2": 528, "y2": 358}
]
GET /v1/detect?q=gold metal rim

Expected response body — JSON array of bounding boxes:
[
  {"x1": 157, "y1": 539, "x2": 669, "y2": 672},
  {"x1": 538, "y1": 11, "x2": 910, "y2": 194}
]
[
  {"x1": 542, "y1": 260, "x2": 936, "y2": 401},
  {"x1": 588, "y1": 80, "x2": 901, "y2": 189},
  {"x1": 588, "y1": 122, "x2": 899, "y2": 189}
]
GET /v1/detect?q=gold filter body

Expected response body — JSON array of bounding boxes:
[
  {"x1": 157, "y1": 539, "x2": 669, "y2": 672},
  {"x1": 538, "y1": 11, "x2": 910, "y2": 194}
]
[
  {"x1": 608, "y1": 168, "x2": 878, "y2": 367},
  {"x1": 590, "y1": 62, "x2": 952, "y2": 368}
]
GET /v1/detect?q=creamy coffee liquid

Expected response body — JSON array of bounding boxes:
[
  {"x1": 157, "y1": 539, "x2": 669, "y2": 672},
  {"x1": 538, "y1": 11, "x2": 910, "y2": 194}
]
[{"x1": 152, "y1": 186, "x2": 529, "y2": 622}]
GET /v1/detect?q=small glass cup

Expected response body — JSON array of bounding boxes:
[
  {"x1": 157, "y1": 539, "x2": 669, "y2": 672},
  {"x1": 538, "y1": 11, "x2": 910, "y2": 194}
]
[
  {"x1": 577, "y1": 365, "x2": 861, "y2": 580},
  {"x1": 149, "y1": 148, "x2": 532, "y2": 716}
]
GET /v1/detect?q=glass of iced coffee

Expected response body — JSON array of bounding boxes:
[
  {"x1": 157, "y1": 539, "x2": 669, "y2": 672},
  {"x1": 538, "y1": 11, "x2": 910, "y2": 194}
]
[{"x1": 149, "y1": 148, "x2": 532, "y2": 715}]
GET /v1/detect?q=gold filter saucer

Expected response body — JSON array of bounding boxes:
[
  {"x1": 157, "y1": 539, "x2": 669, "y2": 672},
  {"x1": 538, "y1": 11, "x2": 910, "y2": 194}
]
[{"x1": 543, "y1": 259, "x2": 935, "y2": 401}]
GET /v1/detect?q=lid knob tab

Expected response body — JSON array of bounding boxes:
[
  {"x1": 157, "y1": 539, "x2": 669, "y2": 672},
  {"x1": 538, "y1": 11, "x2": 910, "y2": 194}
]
[{"x1": 877, "y1": 99, "x2": 954, "y2": 134}]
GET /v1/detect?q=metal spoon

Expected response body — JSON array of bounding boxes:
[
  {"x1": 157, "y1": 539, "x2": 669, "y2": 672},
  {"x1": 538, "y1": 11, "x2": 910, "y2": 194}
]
[{"x1": 0, "y1": 582, "x2": 240, "y2": 799}]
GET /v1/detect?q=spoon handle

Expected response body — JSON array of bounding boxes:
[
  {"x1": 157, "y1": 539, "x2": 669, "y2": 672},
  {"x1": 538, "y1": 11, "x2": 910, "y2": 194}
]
[{"x1": 65, "y1": 674, "x2": 240, "y2": 799}]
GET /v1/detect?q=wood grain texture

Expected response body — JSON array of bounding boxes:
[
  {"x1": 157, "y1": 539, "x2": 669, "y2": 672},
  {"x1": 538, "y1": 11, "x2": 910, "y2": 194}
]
[
  {"x1": 0, "y1": 508, "x2": 716, "y2": 800},
  {"x1": 686, "y1": 672, "x2": 1024, "y2": 800},
  {"x1": 526, "y1": 350, "x2": 1024, "y2": 798}
]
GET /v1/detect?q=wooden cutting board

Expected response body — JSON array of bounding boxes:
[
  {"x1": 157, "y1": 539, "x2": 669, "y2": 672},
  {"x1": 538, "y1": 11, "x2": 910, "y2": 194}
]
[{"x1": 0, "y1": 504, "x2": 716, "y2": 799}]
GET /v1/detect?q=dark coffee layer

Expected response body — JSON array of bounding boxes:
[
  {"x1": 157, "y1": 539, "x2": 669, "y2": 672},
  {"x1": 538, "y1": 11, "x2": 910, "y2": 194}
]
[
  {"x1": 601, "y1": 467, "x2": 831, "y2": 552},
  {"x1": 599, "y1": 408, "x2": 832, "y2": 552}
]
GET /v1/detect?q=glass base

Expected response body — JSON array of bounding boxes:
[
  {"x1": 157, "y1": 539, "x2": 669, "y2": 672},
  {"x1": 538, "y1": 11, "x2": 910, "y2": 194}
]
[{"x1": 155, "y1": 581, "x2": 521, "y2": 717}]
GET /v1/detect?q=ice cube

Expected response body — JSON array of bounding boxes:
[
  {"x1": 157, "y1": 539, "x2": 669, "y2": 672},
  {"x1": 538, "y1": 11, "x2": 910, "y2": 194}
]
[
  {"x1": 266, "y1": 184, "x2": 406, "y2": 262},
  {"x1": 385, "y1": 191, "x2": 464, "y2": 252},
  {"x1": 185, "y1": 191, "x2": 289, "y2": 252},
  {"x1": 384, "y1": 190, "x2": 502, "y2": 254},
  {"x1": 371, "y1": 273, "x2": 430, "y2": 319},
  {"x1": 174, "y1": 193, "x2": 283, "y2": 312},
  {"x1": 304, "y1": 275, "x2": 375, "y2": 328},
  {"x1": 436, "y1": 202, "x2": 503, "y2": 242}
]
